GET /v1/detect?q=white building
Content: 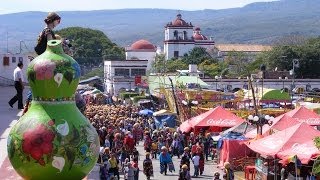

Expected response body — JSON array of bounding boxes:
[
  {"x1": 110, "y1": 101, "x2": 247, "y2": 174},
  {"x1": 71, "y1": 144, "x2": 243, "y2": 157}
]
[
  {"x1": 125, "y1": 39, "x2": 157, "y2": 71},
  {"x1": 0, "y1": 53, "x2": 32, "y2": 84},
  {"x1": 104, "y1": 60, "x2": 148, "y2": 95},
  {"x1": 164, "y1": 14, "x2": 215, "y2": 60},
  {"x1": 104, "y1": 39, "x2": 156, "y2": 95}
]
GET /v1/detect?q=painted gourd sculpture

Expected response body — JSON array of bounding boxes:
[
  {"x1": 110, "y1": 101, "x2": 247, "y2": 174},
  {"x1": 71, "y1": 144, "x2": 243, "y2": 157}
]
[{"x1": 7, "y1": 40, "x2": 100, "y2": 180}]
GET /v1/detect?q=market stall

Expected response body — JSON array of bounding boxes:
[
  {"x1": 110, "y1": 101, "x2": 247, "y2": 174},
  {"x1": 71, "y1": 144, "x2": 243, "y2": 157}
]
[
  {"x1": 247, "y1": 123, "x2": 320, "y2": 179},
  {"x1": 189, "y1": 106, "x2": 244, "y2": 130},
  {"x1": 285, "y1": 106, "x2": 320, "y2": 126}
]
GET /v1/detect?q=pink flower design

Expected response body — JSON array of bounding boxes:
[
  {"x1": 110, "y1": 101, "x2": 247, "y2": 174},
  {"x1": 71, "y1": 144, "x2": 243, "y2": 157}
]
[{"x1": 33, "y1": 60, "x2": 56, "y2": 80}]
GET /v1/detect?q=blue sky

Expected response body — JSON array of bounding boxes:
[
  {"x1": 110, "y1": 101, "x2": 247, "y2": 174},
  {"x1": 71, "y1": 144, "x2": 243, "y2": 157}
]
[{"x1": 0, "y1": 0, "x2": 276, "y2": 14}]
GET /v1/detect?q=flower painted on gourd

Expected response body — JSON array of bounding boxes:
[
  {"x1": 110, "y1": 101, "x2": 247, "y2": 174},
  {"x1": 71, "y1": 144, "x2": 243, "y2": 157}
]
[
  {"x1": 54, "y1": 73, "x2": 63, "y2": 87},
  {"x1": 33, "y1": 60, "x2": 56, "y2": 80},
  {"x1": 48, "y1": 119, "x2": 55, "y2": 126},
  {"x1": 72, "y1": 63, "x2": 81, "y2": 79},
  {"x1": 56, "y1": 120, "x2": 69, "y2": 136},
  {"x1": 89, "y1": 143, "x2": 99, "y2": 153},
  {"x1": 83, "y1": 157, "x2": 91, "y2": 165},
  {"x1": 80, "y1": 144, "x2": 88, "y2": 155},
  {"x1": 85, "y1": 127, "x2": 96, "y2": 142},
  {"x1": 52, "y1": 156, "x2": 65, "y2": 172},
  {"x1": 22, "y1": 124, "x2": 55, "y2": 164}
]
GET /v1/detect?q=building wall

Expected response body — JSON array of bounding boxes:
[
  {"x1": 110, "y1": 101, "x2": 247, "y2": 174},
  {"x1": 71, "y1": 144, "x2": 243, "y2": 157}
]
[
  {"x1": 165, "y1": 28, "x2": 194, "y2": 41},
  {"x1": 165, "y1": 43, "x2": 194, "y2": 60},
  {"x1": 104, "y1": 60, "x2": 148, "y2": 95},
  {"x1": 202, "y1": 78, "x2": 320, "y2": 91},
  {"x1": 125, "y1": 51, "x2": 156, "y2": 71},
  {"x1": 0, "y1": 54, "x2": 31, "y2": 82}
]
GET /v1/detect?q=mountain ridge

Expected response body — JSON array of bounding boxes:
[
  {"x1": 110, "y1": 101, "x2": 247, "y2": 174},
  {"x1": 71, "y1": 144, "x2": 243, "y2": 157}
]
[{"x1": 0, "y1": 0, "x2": 319, "y2": 52}]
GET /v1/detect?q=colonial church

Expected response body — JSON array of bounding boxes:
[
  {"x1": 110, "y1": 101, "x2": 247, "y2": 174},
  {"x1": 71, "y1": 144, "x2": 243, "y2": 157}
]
[{"x1": 164, "y1": 14, "x2": 215, "y2": 60}]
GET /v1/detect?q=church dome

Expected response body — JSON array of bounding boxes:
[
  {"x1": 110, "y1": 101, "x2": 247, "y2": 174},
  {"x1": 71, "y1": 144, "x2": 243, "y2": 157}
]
[
  {"x1": 131, "y1": 39, "x2": 155, "y2": 50},
  {"x1": 171, "y1": 14, "x2": 190, "y2": 26},
  {"x1": 193, "y1": 33, "x2": 208, "y2": 40}
]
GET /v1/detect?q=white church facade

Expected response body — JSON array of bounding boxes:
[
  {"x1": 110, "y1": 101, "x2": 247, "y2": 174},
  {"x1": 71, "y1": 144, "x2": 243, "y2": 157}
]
[{"x1": 164, "y1": 14, "x2": 215, "y2": 60}]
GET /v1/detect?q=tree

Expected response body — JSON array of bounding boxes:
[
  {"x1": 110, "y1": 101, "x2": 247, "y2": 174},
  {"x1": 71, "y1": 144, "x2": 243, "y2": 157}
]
[
  {"x1": 151, "y1": 54, "x2": 166, "y2": 73},
  {"x1": 166, "y1": 59, "x2": 188, "y2": 72},
  {"x1": 181, "y1": 47, "x2": 216, "y2": 65},
  {"x1": 56, "y1": 27, "x2": 125, "y2": 65},
  {"x1": 256, "y1": 37, "x2": 320, "y2": 78}
]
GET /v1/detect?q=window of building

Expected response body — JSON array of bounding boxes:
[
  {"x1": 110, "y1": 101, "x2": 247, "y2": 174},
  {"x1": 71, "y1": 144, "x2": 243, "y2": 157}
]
[
  {"x1": 3, "y1": 56, "x2": 9, "y2": 66},
  {"x1": 19, "y1": 57, "x2": 23, "y2": 63},
  {"x1": 131, "y1": 69, "x2": 146, "y2": 76},
  {"x1": 114, "y1": 68, "x2": 130, "y2": 77},
  {"x1": 183, "y1": 31, "x2": 188, "y2": 40},
  {"x1": 12, "y1": 57, "x2": 16, "y2": 63},
  {"x1": 174, "y1": 51, "x2": 179, "y2": 58},
  {"x1": 173, "y1": 30, "x2": 178, "y2": 40}
]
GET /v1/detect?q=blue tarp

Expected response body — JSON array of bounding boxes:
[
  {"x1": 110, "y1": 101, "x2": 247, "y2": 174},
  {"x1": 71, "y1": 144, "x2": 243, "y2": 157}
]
[
  {"x1": 154, "y1": 115, "x2": 176, "y2": 128},
  {"x1": 139, "y1": 109, "x2": 154, "y2": 116}
]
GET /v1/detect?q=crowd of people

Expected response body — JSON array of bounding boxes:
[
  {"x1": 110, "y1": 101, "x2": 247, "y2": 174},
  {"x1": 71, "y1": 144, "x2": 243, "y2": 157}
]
[{"x1": 84, "y1": 103, "x2": 231, "y2": 180}]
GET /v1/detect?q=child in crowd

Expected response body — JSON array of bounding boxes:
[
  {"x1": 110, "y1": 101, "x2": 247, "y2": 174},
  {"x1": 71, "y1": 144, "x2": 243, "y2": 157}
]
[{"x1": 192, "y1": 153, "x2": 200, "y2": 177}]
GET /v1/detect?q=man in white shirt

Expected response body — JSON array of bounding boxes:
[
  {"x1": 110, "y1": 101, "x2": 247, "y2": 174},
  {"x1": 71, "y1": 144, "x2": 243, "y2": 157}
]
[{"x1": 8, "y1": 62, "x2": 24, "y2": 109}]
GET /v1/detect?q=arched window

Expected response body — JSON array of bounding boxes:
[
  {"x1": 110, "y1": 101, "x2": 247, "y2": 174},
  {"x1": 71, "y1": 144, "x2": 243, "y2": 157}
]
[
  {"x1": 173, "y1": 30, "x2": 178, "y2": 40},
  {"x1": 183, "y1": 31, "x2": 188, "y2": 40}
]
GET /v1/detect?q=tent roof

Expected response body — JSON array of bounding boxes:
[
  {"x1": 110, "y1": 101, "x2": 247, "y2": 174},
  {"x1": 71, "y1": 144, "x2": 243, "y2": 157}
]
[
  {"x1": 245, "y1": 114, "x2": 300, "y2": 139},
  {"x1": 189, "y1": 106, "x2": 244, "y2": 127},
  {"x1": 153, "y1": 109, "x2": 176, "y2": 116},
  {"x1": 285, "y1": 106, "x2": 320, "y2": 126},
  {"x1": 247, "y1": 123, "x2": 320, "y2": 164},
  {"x1": 222, "y1": 122, "x2": 255, "y2": 136},
  {"x1": 179, "y1": 120, "x2": 192, "y2": 133},
  {"x1": 148, "y1": 75, "x2": 207, "y2": 95}
]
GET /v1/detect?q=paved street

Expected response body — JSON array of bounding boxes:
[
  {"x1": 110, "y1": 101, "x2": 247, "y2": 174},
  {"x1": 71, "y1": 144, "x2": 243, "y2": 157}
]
[
  {"x1": 0, "y1": 86, "x2": 230, "y2": 179},
  {"x1": 128, "y1": 142, "x2": 222, "y2": 180}
]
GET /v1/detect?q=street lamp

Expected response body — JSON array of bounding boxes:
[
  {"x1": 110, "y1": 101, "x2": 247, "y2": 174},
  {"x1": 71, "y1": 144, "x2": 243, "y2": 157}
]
[
  {"x1": 279, "y1": 76, "x2": 288, "y2": 90},
  {"x1": 290, "y1": 59, "x2": 299, "y2": 91},
  {"x1": 214, "y1": 75, "x2": 220, "y2": 90},
  {"x1": 182, "y1": 99, "x2": 198, "y2": 119},
  {"x1": 247, "y1": 114, "x2": 274, "y2": 135}
]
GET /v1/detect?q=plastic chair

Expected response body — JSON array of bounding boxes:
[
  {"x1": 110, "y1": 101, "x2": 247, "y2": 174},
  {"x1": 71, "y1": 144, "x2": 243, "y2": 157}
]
[{"x1": 244, "y1": 165, "x2": 256, "y2": 180}]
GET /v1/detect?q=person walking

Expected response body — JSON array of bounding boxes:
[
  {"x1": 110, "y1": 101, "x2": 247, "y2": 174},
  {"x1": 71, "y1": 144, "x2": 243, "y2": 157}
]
[
  {"x1": 192, "y1": 153, "x2": 200, "y2": 177},
  {"x1": 143, "y1": 152, "x2": 154, "y2": 180},
  {"x1": 179, "y1": 164, "x2": 191, "y2": 180},
  {"x1": 159, "y1": 146, "x2": 172, "y2": 175},
  {"x1": 9, "y1": 62, "x2": 24, "y2": 109}
]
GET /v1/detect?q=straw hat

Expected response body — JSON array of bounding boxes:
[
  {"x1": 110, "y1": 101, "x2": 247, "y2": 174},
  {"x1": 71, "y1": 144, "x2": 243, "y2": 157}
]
[
  {"x1": 184, "y1": 147, "x2": 189, "y2": 151},
  {"x1": 161, "y1": 146, "x2": 167, "y2": 151},
  {"x1": 181, "y1": 164, "x2": 188, "y2": 169}
]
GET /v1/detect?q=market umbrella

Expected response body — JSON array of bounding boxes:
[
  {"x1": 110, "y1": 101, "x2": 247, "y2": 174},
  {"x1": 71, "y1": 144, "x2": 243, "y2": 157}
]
[
  {"x1": 247, "y1": 123, "x2": 320, "y2": 164},
  {"x1": 138, "y1": 109, "x2": 154, "y2": 116},
  {"x1": 189, "y1": 106, "x2": 244, "y2": 128},
  {"x1": 285, "y1": 106, "x2": 320, "y2": 126}
]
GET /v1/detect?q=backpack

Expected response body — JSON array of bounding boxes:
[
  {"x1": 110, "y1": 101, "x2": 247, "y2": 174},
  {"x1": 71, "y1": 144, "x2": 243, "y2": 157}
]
[{"x1": 34, "y1": 27, "x2": 55, "y2": 55}]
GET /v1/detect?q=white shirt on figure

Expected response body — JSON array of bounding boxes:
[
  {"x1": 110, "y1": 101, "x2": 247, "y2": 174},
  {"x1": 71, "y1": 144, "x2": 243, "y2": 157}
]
[
  {"x1": 13, "y1": 67, "x2": 24, "y2": 82},
  {"x1": 192, "y1": 155, "x2": 200, "y2": 166}
]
